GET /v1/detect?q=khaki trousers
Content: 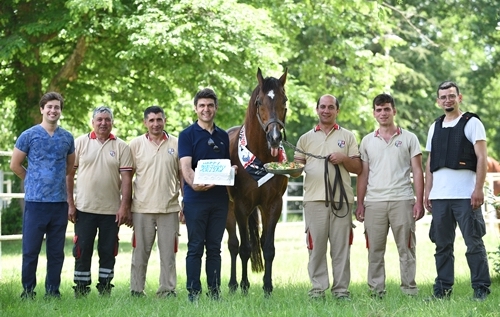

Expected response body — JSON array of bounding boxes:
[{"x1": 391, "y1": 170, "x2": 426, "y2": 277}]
[
  {"x1": 304, "y1": 201, "x2": 352, "y2": 296},
  {"x1": 130, "y1": 212, "x2": 179, "y2": 294},
  {"x1": 363, "y1": 200, "x2": 417, "y2": 295}
]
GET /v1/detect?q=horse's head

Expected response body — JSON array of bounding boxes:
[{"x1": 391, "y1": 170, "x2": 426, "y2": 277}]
[{"x1": 253, "y1": 67, "x2": 288, "y2": 157}]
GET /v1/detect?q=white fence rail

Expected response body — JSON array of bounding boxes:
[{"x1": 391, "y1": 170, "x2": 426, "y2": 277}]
[{"x1": 1, "y1": 151, "x2": 500, "y2": 242}]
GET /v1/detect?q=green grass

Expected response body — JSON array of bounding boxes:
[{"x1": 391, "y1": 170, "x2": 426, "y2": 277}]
[{"x1": 1, "y1": 219, "x2": 499, "y2": 317}]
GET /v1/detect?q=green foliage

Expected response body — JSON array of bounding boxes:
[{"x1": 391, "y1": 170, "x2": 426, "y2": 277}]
[
  {"x1": 489, "y1": 245, "x2": 500, "y2": 276},
  {"x1": 0, "y1": 200, "x2": 22, "y2": 235},
  {"x1": 1, "y1": 0, "x2": 500, "y2": 163}
]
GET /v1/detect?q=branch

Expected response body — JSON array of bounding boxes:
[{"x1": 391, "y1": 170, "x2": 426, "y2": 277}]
[
  {"x1": 48, "y1": 35, "x2": 88, "y2": 92},
  {"x1": 382, "y1": 2, "x2": 439, "y2": 47}
]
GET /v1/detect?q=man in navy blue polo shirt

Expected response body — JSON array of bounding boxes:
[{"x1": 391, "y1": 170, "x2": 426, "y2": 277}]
[{"x1": 178, "y1": 88, "x2": 234, "y2": 302}]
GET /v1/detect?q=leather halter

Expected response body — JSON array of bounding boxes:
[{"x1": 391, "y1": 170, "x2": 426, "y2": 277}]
[{"x1": 254, "y1": 93, "x2": 288, "y2": 141}]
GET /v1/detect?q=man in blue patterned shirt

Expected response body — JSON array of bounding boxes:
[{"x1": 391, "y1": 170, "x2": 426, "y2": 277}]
[{"x1": 10, "y1": 92, "x2": 75, "y2": 300}]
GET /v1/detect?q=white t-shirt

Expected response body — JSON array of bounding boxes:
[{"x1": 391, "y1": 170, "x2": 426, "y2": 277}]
[{"x1": 425, "y1": 115, "x2": 486, "y2": 199}]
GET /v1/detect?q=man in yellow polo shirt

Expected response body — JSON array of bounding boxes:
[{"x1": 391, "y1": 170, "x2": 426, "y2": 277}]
[
  {"x1": 129, "y1": 106, "x2": 181, "y2": 298},
  {"x1": 355, "y1": 93, "x2": 424, "y2": 298},
  {"x1": 293, "y1": 94, "x2": 362, "y2": 300},
  {"x1": 67, "y1": 106, "x2": 133, "y2": 297}
]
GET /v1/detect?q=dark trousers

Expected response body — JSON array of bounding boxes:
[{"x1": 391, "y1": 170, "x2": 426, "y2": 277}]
[
  {"x1": 73, "y1": 210, "x2": 119, "y2": 287},
  {"x1": 429, "y1": 199, "x2": 491, "y2": 295},
  {"x1": 22, "y1": 201, "x2": 68, "y2": 294},
  {"x1": 183, "y1": 200, "x2": 228, "y2": 294}
]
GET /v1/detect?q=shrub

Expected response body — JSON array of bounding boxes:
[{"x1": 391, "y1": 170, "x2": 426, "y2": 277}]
[{"x1": 1, "y1": 200, "x2": 23, "y2": 235}]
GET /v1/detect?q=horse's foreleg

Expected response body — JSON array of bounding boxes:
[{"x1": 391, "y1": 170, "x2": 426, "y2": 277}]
[
  {"x1": 235, "y1": 213, "x2": 252, "y2": 295},
  {"x1": 226, "y1": 209, "x2": 239, "y2": 293},
  {"x1": 239, "y1": 241, "x2": 251, "y2": 294},
  {"x1": 260, "y1": 205, "x2": 282, "y2": 297}
]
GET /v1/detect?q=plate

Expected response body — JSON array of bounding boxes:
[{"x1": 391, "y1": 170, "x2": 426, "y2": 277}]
[{"x1": 263, "y1": 163, "x2": 304, "y2": 175}]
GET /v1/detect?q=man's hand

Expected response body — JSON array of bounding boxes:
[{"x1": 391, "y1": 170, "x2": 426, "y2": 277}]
[
  {"x1": 116, "y1": 207, "x2": 133, "y2": 227},
  {"x1": 68, "y1": 205, "x2": 77, "y2": 223},
  {"x1": 355, "y1": 205, "x2": 365, "y2": 223}
]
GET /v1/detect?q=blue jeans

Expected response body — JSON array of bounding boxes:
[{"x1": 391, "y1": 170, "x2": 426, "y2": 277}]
[
  {"x1": 183, "y1": 200, "x2": 228, "y2": 294},
  {"x1": 429, "y1": 199, "x2": 491, "y2": 295},
  {"x1": 22, "y1": 201, "x2": 68, "y2": 294}
]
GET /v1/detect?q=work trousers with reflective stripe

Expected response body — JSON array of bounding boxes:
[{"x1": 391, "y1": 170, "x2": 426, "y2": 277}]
[{"x1": 73, "y1": 210, "x2": 119, "y2": 287}]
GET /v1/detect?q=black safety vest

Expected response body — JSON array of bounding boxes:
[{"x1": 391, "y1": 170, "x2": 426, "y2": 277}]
[{"x1": 429, "y1": 112, "x2": 479, "y2": 173}]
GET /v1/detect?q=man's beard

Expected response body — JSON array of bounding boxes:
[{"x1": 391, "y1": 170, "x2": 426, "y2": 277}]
[{"x1": 445, "y1": 107, "x2": 455, "y2": 112}]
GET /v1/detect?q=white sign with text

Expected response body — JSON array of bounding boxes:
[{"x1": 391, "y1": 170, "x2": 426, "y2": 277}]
[{"x1": 193, "y1": 159, "x2": 235, "y2": 186}]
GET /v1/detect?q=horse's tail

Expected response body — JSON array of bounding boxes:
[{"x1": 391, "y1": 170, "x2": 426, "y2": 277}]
[{"x1": 248, "y1": 207, "x2": 264, "y2": 273}]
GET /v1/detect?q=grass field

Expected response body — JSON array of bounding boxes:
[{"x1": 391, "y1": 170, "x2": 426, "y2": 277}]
[{"x1": 1, "y1": 215, "x2": 499, "y2": 317}]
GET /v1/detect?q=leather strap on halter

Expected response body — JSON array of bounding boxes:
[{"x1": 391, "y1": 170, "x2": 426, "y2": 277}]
[{"x1": 323, "y1": 155, "x2": 350, "y2": 218}]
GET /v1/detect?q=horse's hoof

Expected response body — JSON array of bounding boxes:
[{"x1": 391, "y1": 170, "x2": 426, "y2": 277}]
[
  {"x1": 263, "y1": 286, "x2": 273, "y2": 298},
  {"x1": 228, "y1": 284, "x2": 238, "y2": 294}
]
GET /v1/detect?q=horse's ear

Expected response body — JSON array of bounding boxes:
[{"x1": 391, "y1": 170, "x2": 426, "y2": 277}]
[
  {"x1": 279, "y1": 67, "x2": 288, "y2": 86},
  {"x1": 256, "y1": 67, "x2": 264, "y2": 88}
]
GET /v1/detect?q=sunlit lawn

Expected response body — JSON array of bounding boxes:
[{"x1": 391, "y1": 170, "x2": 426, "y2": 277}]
[{"x1": 1, "y1": 214, "x2": 499, "y2": 317}]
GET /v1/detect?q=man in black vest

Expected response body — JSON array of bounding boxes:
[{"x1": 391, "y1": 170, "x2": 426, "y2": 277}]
[{"x1": 424, "y1": 81, "x2": 491, "y2": 301}]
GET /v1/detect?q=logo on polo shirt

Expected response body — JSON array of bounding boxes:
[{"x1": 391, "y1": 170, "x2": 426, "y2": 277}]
[
  {"x1": 337, "y1": 140, "x2": 346, "y2": 148},
  {"x1": 168, "y1": 148, "x2": 175, "y2": 155},
  {"x1": 110, "y1": 150, "x2": 116, "y2": 157},
  {"x1": 395, "y1": 141, "x2": 403, "y2": 147}
]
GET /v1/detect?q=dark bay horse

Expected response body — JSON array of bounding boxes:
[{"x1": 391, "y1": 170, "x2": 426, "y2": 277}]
[
  {"x1": 226, "y1": 68, "x2": 288, "y2": 296},
  {"x1": 487, "y1": 156, "x2": 500, "y2": 230}
]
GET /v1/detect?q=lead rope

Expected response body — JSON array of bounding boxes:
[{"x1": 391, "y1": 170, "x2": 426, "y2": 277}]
[
  {"x1": 324, "y1": 155, "x2": 350, "y2": 218},
  {"x1": 283, "y1": 139, "x2": 350, "y2": 218}
]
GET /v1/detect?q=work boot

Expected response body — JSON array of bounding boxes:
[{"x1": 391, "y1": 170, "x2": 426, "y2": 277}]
[
  {"x1": 73, "y1": 285, "x2": 91, "y2": 298},
  {"x1": 96, "y1": 283, "x2": 114, "y2": 297}
]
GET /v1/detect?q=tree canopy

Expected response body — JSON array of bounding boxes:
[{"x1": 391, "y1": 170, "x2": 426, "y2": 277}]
[{"x1": 1, "y1": 0, "x2": 499, "y2": 160}]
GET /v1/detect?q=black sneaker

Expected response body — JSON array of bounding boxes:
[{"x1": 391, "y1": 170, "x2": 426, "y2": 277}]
[
  {"x1": 473, "y1": 288, "x2": 489, "y2": 301},
  {"x1": 20, "y1": 290, "x2": 36, "y2": 300},
  {"x1": 424, "y1": 289, "x2": 452, "y2": 302},
  {"x1": 207, "y1": 290, "x2": 221, "y2": 301},
  {"x1": 44, "y1": 291, "x2": 61, "y2": 300},
  {"x1": 188, "y1": 291, "x2": 200, "y2": 302}
]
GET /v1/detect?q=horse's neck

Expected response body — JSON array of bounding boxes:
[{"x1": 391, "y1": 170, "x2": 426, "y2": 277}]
[{"x1": 243, "y1": 120, "x2": 270, "y2": 160}]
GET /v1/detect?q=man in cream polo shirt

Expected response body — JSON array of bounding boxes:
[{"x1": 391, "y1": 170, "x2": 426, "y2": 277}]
[
  {"x1": 355, "y1": 93, "x2": 424, "y2": 298},
  {"x1": 67, "y1": 106, "x2": 133, "y2": 297},
  {"x1": 129, "y1": 106, "x2": 181, "y2": 298},
  {"x1": 293, "y1": 94, "x2": 362, "y2": 300}
]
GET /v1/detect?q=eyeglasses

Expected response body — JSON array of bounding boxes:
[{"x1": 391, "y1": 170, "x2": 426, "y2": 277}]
[
  {"x1": 438, "y1": 94, "x2": 457, "y2": 101},
  {"x1": 208, "y1": 138, "x2": 220, "y2": 152}
]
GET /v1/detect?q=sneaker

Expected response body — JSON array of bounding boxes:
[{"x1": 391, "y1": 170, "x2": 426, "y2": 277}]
[
  {"x1": 335, "y1": 293, "x2": 351, "y2": 301},
  {"x1": 473, "y1": 288, "x2": 489, "y2": 301},
  {"x1": 207, "y1": 290, "x2": 221, "y2": 301},
  {"x1": 157, "y1": 290, "x2": 176, "y2": 298},
  {"x1": 370, "y1": 292, "x2": 385, "y2": 299},
  {"x1": 44, "y1": 291, "x2": 61, "y2": 300},
  {"x1": 20, "y1": 290, "x2": 36, "y2": 300},
  {"x1": 424, "y1": 290, "x2": 451, "y2": 302},
  {"x1": 131, "y1": 290, "x2": 146, "y2": 298},
  {"x1": 308, "y1": 290, "x2": 325, "y2": 300},
  {"x1": 73, "y1": 285, "x2": 91, "y2": 298},
  {"x1": 188, "y1": 291, "x2": 200, "y2": 302}
]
